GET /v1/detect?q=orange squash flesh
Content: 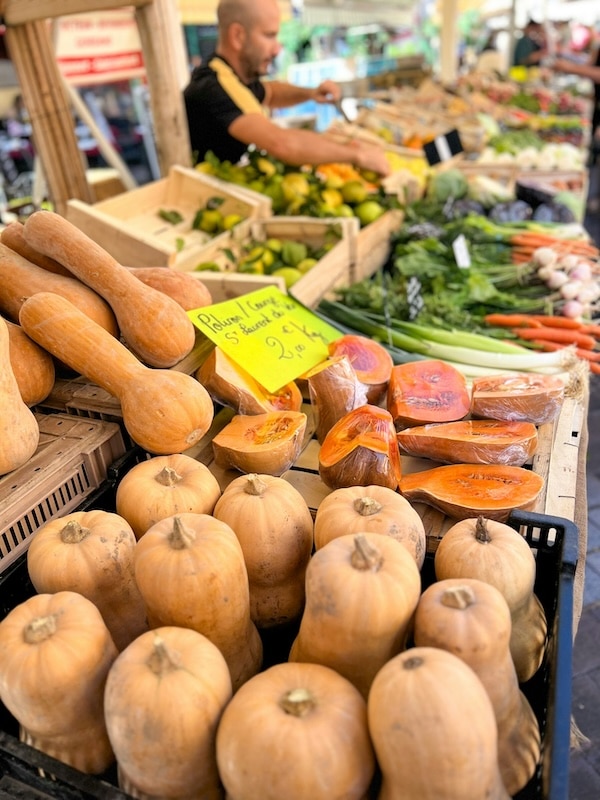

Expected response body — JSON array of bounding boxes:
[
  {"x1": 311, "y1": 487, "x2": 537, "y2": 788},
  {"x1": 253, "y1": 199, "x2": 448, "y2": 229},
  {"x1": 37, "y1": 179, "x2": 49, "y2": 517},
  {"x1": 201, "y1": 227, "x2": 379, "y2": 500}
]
[
  {"x1": 399, "y1": 464, "x2": 544, "y2": 522},
  {"x1": 396, "y1": 419, "x2": 538, "y2": 467},
  {"x1": 319, "y1": 404, "x2": 402, "y2": 491},
  {"x1": 328, "y1": 334, "x2": 394, "y2": 403},
  {"x1": 387, "y1": 359, "x2": 471, "y2": 428},
  {"x1": 212, "y1": 410, "x2": 308, "y2": 476},
  {"x1": 470, "y1": 373, "x2": 565, "y2": 425}
]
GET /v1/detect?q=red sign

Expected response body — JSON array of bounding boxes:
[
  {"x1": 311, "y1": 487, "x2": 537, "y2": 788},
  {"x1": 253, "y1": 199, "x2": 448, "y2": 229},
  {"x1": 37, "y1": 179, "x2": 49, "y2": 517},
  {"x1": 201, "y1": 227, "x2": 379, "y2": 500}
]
[{"x1": 55, "y1": 10, "x2": 145, "y2": 86}]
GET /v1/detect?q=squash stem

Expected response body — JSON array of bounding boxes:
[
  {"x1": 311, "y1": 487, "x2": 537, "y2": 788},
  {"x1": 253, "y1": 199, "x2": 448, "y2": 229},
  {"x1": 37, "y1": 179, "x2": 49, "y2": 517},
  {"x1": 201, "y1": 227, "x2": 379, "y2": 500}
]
[{"x1": 279, "y1": 688, "x2": 315, "y2": 717}]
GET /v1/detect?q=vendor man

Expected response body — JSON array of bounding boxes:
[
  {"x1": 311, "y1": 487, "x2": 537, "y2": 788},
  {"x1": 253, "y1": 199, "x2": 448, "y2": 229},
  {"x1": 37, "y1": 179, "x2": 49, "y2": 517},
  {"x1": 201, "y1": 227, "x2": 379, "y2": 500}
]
[{"x1": 183, "y1": 0, "x2": 390, "y2": 176}]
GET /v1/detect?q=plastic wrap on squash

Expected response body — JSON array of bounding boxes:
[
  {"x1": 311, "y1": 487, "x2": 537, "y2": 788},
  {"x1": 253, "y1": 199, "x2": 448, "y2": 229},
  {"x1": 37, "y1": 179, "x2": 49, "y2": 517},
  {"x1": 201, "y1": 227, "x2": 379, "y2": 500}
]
[{"x1": 470, "y1": 374, "x2": 565, "y2": 425}]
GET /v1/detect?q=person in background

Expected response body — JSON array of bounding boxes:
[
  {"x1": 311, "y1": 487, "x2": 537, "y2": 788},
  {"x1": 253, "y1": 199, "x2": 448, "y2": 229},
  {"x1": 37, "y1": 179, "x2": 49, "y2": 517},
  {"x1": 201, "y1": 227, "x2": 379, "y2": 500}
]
[
  {"x1": 183, "y1": 0, "x2": 390, "y2": 176},
  {"x1": 513, "y1": 19, "x2": 548, "y2": 67}
]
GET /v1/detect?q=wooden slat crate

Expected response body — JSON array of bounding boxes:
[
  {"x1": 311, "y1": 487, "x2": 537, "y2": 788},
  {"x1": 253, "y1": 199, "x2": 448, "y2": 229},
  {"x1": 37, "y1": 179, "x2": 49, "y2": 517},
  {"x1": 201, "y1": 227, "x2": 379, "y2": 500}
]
[
  {"x1": 352, "y1": 208, "x2": 404, "y2": 283},
  {"x1": 0, "y1": 413, "x2": 127, "y2": 571},
  {"x1": 65, "y1": 165, "x2": 272, "y2": 269}
]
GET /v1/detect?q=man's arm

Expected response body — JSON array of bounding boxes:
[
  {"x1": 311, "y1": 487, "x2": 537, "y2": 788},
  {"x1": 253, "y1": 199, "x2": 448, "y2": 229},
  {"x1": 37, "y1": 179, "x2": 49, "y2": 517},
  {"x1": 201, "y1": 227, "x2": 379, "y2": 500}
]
[
  {"x1": 263, "y1": 79, "x2": 342, "y2": 109},
  {"x1": 229, "y1": 112, "x2": 390, "y2": 175},
  {"x1": 553, "y1": 49, "x2": 600, "y2": 83}
]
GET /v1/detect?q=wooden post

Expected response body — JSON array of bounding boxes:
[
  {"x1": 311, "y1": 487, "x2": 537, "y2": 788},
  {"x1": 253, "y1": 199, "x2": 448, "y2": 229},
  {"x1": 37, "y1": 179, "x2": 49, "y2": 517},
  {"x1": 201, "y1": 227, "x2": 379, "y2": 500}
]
[{"x1": 0, "y1": 0, "x2": 191, "y2": 214}]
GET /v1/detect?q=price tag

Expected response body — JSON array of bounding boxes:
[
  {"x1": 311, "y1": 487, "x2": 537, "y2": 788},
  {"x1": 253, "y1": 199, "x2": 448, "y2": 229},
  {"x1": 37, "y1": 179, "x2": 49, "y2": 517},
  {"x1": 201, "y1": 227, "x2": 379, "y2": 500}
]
[
  {"x1": 188, "y1": 286, "x2": 341, "y2": 392},
  {"x1": 452, "y1": 234, "x2": 471, "y2": 269},
  {"x1": 423, "y1": 129, "x2": 463, "y2": 166}
]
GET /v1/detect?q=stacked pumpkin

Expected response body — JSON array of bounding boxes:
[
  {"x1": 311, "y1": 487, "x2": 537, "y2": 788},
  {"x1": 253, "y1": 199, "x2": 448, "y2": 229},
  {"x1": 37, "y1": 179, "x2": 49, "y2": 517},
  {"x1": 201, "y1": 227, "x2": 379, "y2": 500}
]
[{"x1": 0, "y1": 211, "x2": 560, "y2": 798}]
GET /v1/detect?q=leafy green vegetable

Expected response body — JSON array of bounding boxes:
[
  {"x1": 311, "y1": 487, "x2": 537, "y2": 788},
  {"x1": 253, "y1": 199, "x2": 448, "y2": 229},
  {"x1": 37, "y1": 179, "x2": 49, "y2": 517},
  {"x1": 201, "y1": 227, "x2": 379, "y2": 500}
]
[
  {"x1": 158, "y1": 208, "x2": 184, "y2": 225},
  {"x1": 426, "y1": 169, "x2": 469, "y2": 203}
]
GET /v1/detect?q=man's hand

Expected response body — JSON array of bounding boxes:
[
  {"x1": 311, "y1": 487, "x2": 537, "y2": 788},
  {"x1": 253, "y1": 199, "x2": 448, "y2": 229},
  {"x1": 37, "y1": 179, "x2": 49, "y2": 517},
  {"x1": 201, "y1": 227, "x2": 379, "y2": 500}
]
[
  {"x1": 314, "y1": 80, "x2": 342, "y2": 104},
  {"x1": 351, "y1": 141, "x2": 391, "y2": 178}
]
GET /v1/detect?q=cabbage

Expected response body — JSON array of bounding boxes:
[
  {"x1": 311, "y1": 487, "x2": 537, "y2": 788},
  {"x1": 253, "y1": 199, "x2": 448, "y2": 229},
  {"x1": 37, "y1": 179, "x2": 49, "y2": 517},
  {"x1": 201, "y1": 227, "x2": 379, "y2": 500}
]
[{"x1": 426, "y1": 169, "x2": 468, "y2": 203}]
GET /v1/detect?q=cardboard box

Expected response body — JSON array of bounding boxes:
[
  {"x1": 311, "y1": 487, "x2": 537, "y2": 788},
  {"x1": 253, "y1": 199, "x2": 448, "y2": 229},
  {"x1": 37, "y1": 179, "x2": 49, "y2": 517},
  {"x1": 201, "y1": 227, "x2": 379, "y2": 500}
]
[{"x1": 65, "y1": 165, "x2": 272, "y2": 269}]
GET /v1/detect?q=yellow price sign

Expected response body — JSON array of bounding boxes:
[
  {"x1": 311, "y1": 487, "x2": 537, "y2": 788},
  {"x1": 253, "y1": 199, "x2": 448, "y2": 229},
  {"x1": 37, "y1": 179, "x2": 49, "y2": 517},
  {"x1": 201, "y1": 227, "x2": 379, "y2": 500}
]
[{"x1": 188, "y1": 286, "x2": 342, "y2": 392}]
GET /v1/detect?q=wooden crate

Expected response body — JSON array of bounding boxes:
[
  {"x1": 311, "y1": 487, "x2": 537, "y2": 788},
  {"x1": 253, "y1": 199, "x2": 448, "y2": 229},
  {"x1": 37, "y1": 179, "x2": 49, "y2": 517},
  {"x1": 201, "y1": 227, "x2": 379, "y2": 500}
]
[
  {"x1": 178, "y1": 216, "x2": 358, "y2": 309},
  {"x1": 0, "y1": 413, "x2": 127, "y2": 571},
  {"x1": 65, "y1": 165, "x2": 272, "y2": 269}
]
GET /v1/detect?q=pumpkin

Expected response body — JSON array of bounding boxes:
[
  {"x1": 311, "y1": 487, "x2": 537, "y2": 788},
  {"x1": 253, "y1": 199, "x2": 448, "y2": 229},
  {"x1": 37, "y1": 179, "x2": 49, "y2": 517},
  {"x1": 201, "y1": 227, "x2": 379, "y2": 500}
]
[
  {"x1": 197, "y1": 346, "x2": 303, "y2": 415},
  {"x1": 211, "y1": 410, "x2": 307, "y2": 476},
  {"x1": 6, "y1": 318, "x2": 55, "y2": 406},
  {"x1": 1, "y1": 220, "x2": 72, "y2": 275},
  {"x1": 0, "y1": 590, "x2": 117, "y2": 774},
  {"x1": 216, "y1": 661, "x2": 375, "y2": 800},
  {"x1": 327, "y1": 333, "x2": 394, "y2": 404},
  {"x1": 305, "y1": 355, "x2": 368, "y2": 444},
  {"x1": 414, "y1": 578, "x2": 541, "y2": 794},
  {"x1": 115, "y1": 453, "x2": 222, "y2": 539},
  {"x1": 104, "y1": 626, "x2": 232, "y2": 800},
  {"x1": 434, "y1": 515, "x2": 548, "y2": 683},
  {"x1": 0, "y1": 241, "x2": 118, "y2": 335},
  {"x1": 399, "y1": 463, "x2": 544, "y2": 522},
  {"x1": 18, "y1": 292, "x2": 214, "y2": 455},
  {"x1": 26, "y1": 509, "x2": 149, "y2": 651},
  {"x1": 212, "y1": 473, "x2": 314, "y2": 629},
  {"x1": 289, "y1": 533, "x2": 421, "y2": 699},
  {"x1": 318, "y1": 404, "x2": 402, "y2": 491},
  {"x1": 133, "y1": 513, "x2": 262, "y2": 691},
  {"x1": 470, "y1": 373, "x2": 565, "y2": 425},
  {"x1": 313, "y1": 484, "x2": 426, "y2": 569},
  {"x1": 387, "y1": 359, "x2": 471, "y2": 428},
  {"x1": 368, "y1": 647, "x2": 510, "y2": 800},
  {"x1": 23, "y1": 210, "x2": 196, "y2": 368},
  {"x1": 396, "y1": 419, "x2": 538, "y2": 467},
  {"x1": 126, "y1": 266, "x2": 213, "y2": 311},
  {"x1": 0, "y1": 316, "x2": 40, "y2": 476}
]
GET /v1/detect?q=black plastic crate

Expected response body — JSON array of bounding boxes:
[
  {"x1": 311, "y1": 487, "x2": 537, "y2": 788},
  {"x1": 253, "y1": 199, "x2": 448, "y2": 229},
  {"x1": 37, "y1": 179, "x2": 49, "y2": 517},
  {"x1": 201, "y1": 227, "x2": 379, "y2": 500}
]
[{"x1": 0, "y1": 453, "x2": 578, "y2": 799}]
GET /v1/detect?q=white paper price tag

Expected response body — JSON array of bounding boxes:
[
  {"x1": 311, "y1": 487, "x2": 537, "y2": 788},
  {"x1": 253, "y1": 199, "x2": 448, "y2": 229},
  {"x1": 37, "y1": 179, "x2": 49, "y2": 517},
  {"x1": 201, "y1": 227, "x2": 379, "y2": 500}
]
[{"x1": 452, "y1": 234, "x2": 471, "y2": 269}]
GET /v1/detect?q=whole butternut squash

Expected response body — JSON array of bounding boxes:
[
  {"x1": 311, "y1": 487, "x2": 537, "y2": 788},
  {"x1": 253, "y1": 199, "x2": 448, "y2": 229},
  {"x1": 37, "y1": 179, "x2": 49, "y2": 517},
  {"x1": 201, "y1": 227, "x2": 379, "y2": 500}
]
[
  {"x1": 0, "y1": 590, "x2": 117, "y2": 774},
  {"x1": 115, "y1": 453, "x2": 222, "y2": 539},
  {"x1": 216, "y1": 661, "x2": 375, "y2": 800},
  {"x1": 23, "y1": 211, "x2": 195, "y2": 368},
  {"x1": 1, "y1": 220, "x2": 72, "y2": 275},
  {"x1": 18, "y1": 292, "x2": 214, "y2": 455},
  {"x1": 126, "y1": 266, "x2": 213, "y2": 311},
  {"x1": 212, "y1": 473, "x2": 314, "y2": 629},
  {"x1": 0, "y1": 316, "x2": 40, "y2": 475},
  {"x1": 26, "y1": 509, "x2": 149, "y2": 651},
  {"x1": 104, "y1": 626, "x2": 232, "y2": 800},
  {"x1": 133, "y1": 513, "x2": 263, "y2": 691},
  {"x1": 289, "y1": 532, "x2": 421, "y2": 699},
  {"x1": 0, "y1": 241, "x2": 118, "y2": 335},
  {"x1": 434, "y1": 515, "x2": 548, "y2": 683},
  {"x1": 414, "y1": 578, "x2": 541, "y2": 795},
  {"x1": 313, "y1": 484, "x2": 426, "y2": 569},
  {"x1": 368, "y1": 647, "x2": 510, "y2": 800},
  {"x1": 6, "y1": 318, "x2": 55, "y2": 406}
]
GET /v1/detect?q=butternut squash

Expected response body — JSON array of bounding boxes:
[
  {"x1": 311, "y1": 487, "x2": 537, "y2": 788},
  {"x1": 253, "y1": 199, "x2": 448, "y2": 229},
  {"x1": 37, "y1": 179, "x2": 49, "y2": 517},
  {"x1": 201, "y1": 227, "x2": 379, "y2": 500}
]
[
  {"x1": 126, "y1": 266, "x2": 213, "y2": 311},
  {"x1": 289, "y1": 533, "x2": 421, "y2": 699},
  {"x1": 368, "y1": 647, "x2": 510, "y2": 800},
  {"x1": 414, "y1": 578, "x2": 541, "y2": 794},
  {"x1": 6, "y1": 318, "x2": 55, "y2": 406},
  {"x1": 470, "y1": 373, "x2": 565, "y2": 425},
  {"x1": 1, "y1": 220, "x2": 72, "y2": 275},
  {"x1": 305, "y1": 355, "x2": 368, "y2": 444},
  {"x1": 327, "y1": 333, "x2": 394, "y2": 404},
  {"x1": 387, "y1": 359, "x2": 471, "y2": 428},
  {"x1": 0, "y1": 242, "x2": 118, "y2": 335},
  {"x1": 18, "y1": 292, "x2": 214, "y2": 455},
  {"x1": 23, "y1": 210, "x2": 195, "y2": 368},
  {"x1": 0, "y1": 316, "x2": 40, "y2": 475},
  {"x1": 434, "y1": 516, "x2": 548, "y2": 683}
]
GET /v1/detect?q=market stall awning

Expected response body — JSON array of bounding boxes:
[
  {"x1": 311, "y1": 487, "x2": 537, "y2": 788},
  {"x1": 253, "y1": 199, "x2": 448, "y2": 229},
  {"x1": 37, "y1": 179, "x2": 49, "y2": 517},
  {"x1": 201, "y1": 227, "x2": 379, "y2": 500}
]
[
  {"x1": 301, "y1": 0, "x2": 416, "y2": 27},
  {"x1": 177, "y1": 0, "x2": 293, "y2": 24}
]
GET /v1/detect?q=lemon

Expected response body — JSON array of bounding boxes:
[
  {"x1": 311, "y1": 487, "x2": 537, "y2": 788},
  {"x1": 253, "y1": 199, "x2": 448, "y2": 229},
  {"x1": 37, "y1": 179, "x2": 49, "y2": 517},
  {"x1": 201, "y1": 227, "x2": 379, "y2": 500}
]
[
  {"x1": 354, "y1": 200, "x2": 385, "y2": 226},
  {"x1": 272, "y1": 267, "x2": 303, "y2": 288},
  {"x1": 320, "y1": 188, "x2": 343, "y2": 209},
  {"x1": 222, "y1": 213, "x2": 243, "y2": 230},
  {"x1": 197, "y1": 209, "x2": 223, "y2": 233},
  {"x1": 194, "y1": 261, "x2": 221, "y2": 271},
  {"x1": 341, "y1": 179, "x2": 369, "y2": 205},
  {"x1": 296, "y1": 257, "x2": 318, "y2": 274},
  {"x1": 335, "y1": 203, "x2": 355, "y2": 217}
]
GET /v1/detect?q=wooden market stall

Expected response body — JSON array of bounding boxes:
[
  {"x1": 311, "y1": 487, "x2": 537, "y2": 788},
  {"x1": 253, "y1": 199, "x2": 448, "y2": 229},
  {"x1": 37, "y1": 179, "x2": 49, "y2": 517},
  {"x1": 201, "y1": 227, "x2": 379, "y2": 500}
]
[{"x1": 0, "y1": 0, "x2": 191, "y2": 215}]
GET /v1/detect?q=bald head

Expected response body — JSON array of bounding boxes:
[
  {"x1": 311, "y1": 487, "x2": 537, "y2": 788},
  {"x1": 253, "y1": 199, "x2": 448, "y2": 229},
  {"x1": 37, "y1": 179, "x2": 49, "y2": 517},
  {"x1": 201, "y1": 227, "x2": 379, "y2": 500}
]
[{"x1": 217, "y1": 0, "x2": 279, "y2": 34}]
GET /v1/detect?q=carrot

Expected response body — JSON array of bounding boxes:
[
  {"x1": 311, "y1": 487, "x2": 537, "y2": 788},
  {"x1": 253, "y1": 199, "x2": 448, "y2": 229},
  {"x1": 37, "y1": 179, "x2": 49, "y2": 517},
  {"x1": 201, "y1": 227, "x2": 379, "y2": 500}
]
[
  {"x1": 484, "y1": 313, "x2": 543, "y2": 328},
  {"x1": 512, "y1": 327, "x2": 596, "y2": 350},
  {"x1": 528, "y1": 315, "x2": 583, "y2": 330},
  {"x1": 579, "y1": 323, "x2": 600, "y2": 337},
  {"x1": 529, "y1": 339, "x2": 600, "y2": 371}
]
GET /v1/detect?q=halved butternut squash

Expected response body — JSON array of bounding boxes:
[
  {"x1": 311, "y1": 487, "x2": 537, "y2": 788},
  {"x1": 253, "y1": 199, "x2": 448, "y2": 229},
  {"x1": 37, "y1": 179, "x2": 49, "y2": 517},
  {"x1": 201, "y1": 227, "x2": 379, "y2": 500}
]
[
  {"x1": 197, "y1": 347, "x2": 303, "y2": 415},
  {"x1": 319, "y1": 405, "x2": 402, "y2": 491},
  {"x1": 328, "y1": 334, "x2": 394, "y2": 404},
  {"x1": 470, "y1": 374, "x2": 565, "y2": 425},
  {"x1": 212, "y1": 410, "x2": 307, "y2": 476},
  {"x1": 387, "y1": 359, "x2": 471, "y2": 428},
  {"x1": 396, "y1": 420, "x2": 538, "y2": 467},
  {"x1": 399, "y1": 464, "x2": 544, "y2": 522}
]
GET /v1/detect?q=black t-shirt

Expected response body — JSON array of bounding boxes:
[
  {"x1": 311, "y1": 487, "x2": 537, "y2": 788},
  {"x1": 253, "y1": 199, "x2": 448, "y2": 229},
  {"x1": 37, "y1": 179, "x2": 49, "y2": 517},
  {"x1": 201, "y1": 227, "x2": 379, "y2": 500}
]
[{"x1": 183, "y1": 54, "x2": 266, "y2": 164}]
